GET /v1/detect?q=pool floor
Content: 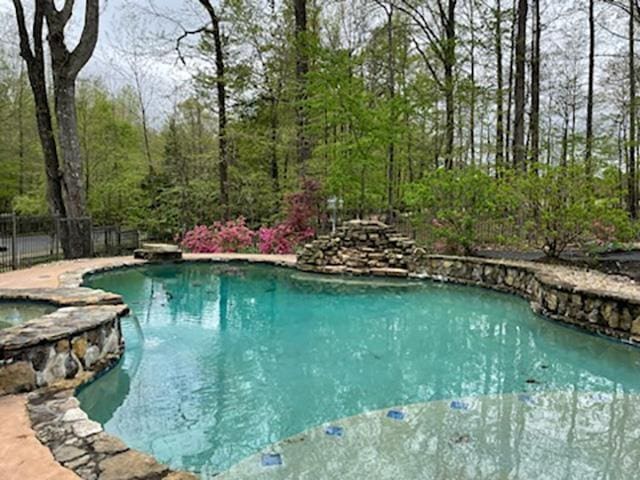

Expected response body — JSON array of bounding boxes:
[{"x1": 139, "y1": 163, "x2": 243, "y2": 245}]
[{"x1": 221, "y1": 391, "x2": 640, "y2": 479}]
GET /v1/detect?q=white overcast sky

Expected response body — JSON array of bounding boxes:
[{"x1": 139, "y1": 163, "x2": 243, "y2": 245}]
[
  {"x1": 0, "y1": 0, "x2": 208, "y2": 124},
  {"x1": 0, "y1": 0, "x2": 633, "y2": 132}
]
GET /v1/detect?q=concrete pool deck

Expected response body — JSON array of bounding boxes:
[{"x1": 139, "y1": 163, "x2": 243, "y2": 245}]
[
  {"x1": 0, "y1": 254, "x2": 297, "y2": 290},
  {"x1": 0, "y1": 254, "x2": 295, "y2": 480}
]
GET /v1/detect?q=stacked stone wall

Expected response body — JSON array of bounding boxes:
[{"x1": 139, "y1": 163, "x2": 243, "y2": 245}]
[
  {"x1": 413, "y1": 255, "x2": 640, "y2": 344},
  {"x1": 298, "y1": 220, "x2": 415, "y2": 276},
  {"x1": 0, "y1": 305, "x2": 126, "y2": 395}
]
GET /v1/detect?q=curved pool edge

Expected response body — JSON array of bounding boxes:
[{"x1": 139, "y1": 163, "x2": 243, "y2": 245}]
[
  {"x1": 409, "y1": 255, "x2": 640, "y2": 346},
  {"x1": 1, "y1": 252, "x2": 640, "y2": 480},
  {"x1": 217, "y1": 390, "x2": 640, "y2": 480}
]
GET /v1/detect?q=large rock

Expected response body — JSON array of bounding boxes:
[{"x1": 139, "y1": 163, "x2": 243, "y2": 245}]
[
  {"x1": 99, "y1": 450, "x2": 169, "y2": 480},
  {"x1": 0, "y1": 360, "x2": 36, "y2": 394},
  {"x1": 134, "y1": 243, "x2": 182, "y2": 261}
]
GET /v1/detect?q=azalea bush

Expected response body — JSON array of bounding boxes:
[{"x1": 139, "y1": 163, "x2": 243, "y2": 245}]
[
  {"x1": 589, "y1": 203, "x2": 636, "y2": 250},
  {"x1": 181, "y1": 217, "x2": 255, "y2": 253},
  {"x1": 258, "y1": 179, "x2": 322, "y2": 254},
  {"x1": 258, "y1": 224, "x2": 296, "y2": 254},
  {"x1": 516, "y1": 165, "x2": 635, "y2": 257},
  {"x1": 181, "y1": 180, "x2": 323, "y2": 254}
]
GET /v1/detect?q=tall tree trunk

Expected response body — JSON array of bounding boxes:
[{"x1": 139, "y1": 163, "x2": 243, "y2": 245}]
[
  {"x1": 468, "y1": 0, "x2": 476, "y2": 167},
  {"x1": 512, "y1": 0, "x2": 528, "y2": 170},
  {"x1": 12, "y1": 0, "x2": 66, "y2": 220},
  {"x1": 505, "y1": 0, "x2": 517, "y2": 167},
  {"x1": 444, "y1": 0, "x2": 456, "y2": 169},
  {"x1": 17, "y1": 64, "x2": 25, "y2": 195},
  {"x1": 197, "y1": 0, "x2": 230, "y2": 219},
  {"x1": 571, "y1": 90, "x2": 577, "y2": 162},
  {"x1": 561, "y1": 111, "x2": 569, "y2": 167},
  {"x1": 386, "y1": 4, "x2": 396, "y2": 217},
  {"x1": 586, "y1": 0, "x2": 595, "y2": 175},
  {"x1": 45, "y1": 1, "x2": 100, "y2": 257},
  {"x1": 629, "y1": 0, "x2": 638, "y2": 219},
  {"x1": 133, "y1": 70, "x2": 154, "y2": 175},
  {"x1": 530, "y1": 0, "x2": 541, "y2": 167},
  {"x1": 495, "y1": 0, "x2": 505, "y2": 173},
  {"x1": 13, "y1": 0, "x2": 100, "y2": 258},
  {"x1": 52, "y1": 79, "x2": 86, "y2": 220},
  {"x1": 294, "y1": 0, "x2": 311, "y2": 174},
  {"x1": 270, "y1": 95, "x2": 280, "y2": 195}
]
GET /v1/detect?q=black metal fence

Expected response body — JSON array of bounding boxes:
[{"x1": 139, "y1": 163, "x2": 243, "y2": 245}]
[{"x1": 0, "y1": 214, "x2": 140, "y2": 273}]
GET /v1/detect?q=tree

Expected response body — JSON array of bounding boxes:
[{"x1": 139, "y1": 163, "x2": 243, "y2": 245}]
[
  {"x1": 586, "y1": 0, "x2": 595, "y2": 174},
  {"x1": 629, "y1": 0, "x2": 638, "y2": 218},
  {"x1": 512, "y1": 0, "x2": 527, "y2": 170},
  {"x1": 294, "y1": 0, "x2": 311, "y2": 173},
  {"x1": 394, "y1": 0, "x2": 458, "y2": 169},
  {"x1": 529, "y1": 0, "x2": 541, "y2": 166},
  {"x1": 196, "y1": 0, "x2": 230, "y2": 220},
  {"x1": 12, "y1": 0, "x2": 99, "y2": 258},
  {"x1": 494, "y1": 0, "x2": 506, "y2": 171}
]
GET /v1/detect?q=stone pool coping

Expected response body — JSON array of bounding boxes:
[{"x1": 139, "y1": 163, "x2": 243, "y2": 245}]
[
  {"x1": 412, "y1": 255, "x2": 640, "y2": 344},
  {"x1": 0, "y1": 252, "x2": 639, "y2": 480}
]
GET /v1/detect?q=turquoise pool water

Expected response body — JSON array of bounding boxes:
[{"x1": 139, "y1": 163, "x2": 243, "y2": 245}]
[
  {"x1": 0, "y1": 301, "x2": 55, "y2": 329},
  {"x1": 79, "y1": 263, "x2": 640, "y2": 478}
]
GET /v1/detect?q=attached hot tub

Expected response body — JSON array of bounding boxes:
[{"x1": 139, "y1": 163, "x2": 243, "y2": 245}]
[{"x1": 0, "y1": 301, "x2": 56, "y2": 330}]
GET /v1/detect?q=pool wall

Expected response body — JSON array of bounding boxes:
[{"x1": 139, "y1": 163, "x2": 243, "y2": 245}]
[
  {"x1": 298, "y1": 220, "x2": 640, "y2": 345},
  {"x1": 0, "y1": 289, "x2": 127, "y2": 395},
  {"x1": 413, "y1": 255, "x2": 640, "y2": 345}
]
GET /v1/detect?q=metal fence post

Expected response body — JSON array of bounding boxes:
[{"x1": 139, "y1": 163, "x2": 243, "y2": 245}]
[
  {"x1": 54, "y1": 216, "x2": 60, "y2": 259},
  {"x1": 89, "y1": 218, "x2": 94, "y2": 257},
  {"x1": 116, "y1": 226, "x2": 122, "y2": 255},
  {"x1": 11, "y1": 212, "x2": 17, "y2": 270}
]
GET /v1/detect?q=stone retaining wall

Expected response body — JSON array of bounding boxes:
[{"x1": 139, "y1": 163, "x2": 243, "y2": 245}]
[
  {"x1": 27, "y1": 388, "x2": 197, "y2": 480},
  {"x1": 412, "y1": 255, "x2": 640, "y2": 344},
  {"x1": 298, "y1": 220, "x2": 415, "y2": 276},
  {"x1": 0, "y1": 305, "x2": 127, "y2": 395}
]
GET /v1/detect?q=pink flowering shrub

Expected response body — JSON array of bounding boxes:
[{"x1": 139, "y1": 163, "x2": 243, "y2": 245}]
[
  {"x1": 258, "y1": 179, "x2": 322, "y2": 254},
  {"x1": 258, "y1": 224, "x2": 295, "y2": 254},
  {"x1": 181, "y1": 217, "x2": 255, "y2": 253},
  {"x1": 180, "y1": 225, "x2": 218, "y2": 253},
  {"x1": 182, "y1": 180, "x2": 324, "y2": 255}
]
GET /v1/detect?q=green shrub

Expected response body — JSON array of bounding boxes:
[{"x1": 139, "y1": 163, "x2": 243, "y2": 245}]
[{"x1": 405, "y1": 168, "x2": 515, "y2": 254}]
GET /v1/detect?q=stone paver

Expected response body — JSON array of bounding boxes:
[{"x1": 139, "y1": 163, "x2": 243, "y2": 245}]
[{"x1": 0, "y1": 394, "x2": 79, "y2": 480}]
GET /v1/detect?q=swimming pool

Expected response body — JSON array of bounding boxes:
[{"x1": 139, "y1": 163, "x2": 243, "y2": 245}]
[
  {"x1": 0, "y1": 301, "x2": 55, "y2": 329},
  {"x1": 78, "y1": 263, "x2": 640, "y2": 478}
]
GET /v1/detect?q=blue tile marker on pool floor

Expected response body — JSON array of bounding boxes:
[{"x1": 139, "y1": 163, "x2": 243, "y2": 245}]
[
  {"x1": 261, "y1": 453, "x2": 283, "y2": 467},
  {"x1": 450, "y1": 400, "x2": 470, "y2": 411},
  {"x1": 387, "y1": 409, "x2": 406, "y2": 420},
  {"x1": 518, "y1": 394, "x2": 537, "y2": 406},
  {"x1": 325, "y1": 425, "x2": 344, "y2": 437}
]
